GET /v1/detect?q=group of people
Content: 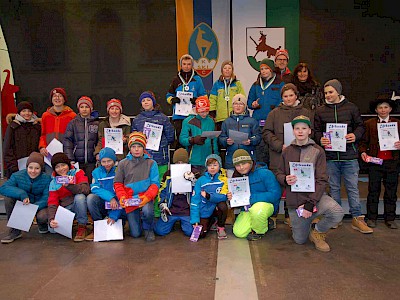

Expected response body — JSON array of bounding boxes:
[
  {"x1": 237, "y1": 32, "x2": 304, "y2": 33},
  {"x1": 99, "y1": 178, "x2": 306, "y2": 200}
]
[{"x1": 0, "y1": 50, "x2": 398, "y2": 253}]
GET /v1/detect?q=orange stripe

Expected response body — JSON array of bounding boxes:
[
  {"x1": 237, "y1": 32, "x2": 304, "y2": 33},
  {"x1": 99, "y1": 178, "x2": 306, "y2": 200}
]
[{"x1": 176, "y1": 0, "x2": 194, "y2": 71}]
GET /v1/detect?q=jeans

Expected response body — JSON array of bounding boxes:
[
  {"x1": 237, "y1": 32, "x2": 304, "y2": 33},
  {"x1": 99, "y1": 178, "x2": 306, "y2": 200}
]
[
  {"x1": 154, "y1": 215, "x2": 193, "y2": 237},
  {"x1": 124, "y1": 202, "x2": 154, "y2": 238},
  {"x1": 326, "y1": 160, "x2": 362, "y2": 217},
  {"x1": 87, "y1": 194, "x2": 107, "y2": 221},
  {"x1": 65, "y1": 194, "x2": 88, "y2": 225},
  {"x1": 288, "y1": 194, "x2": 344, "y2": 244}
]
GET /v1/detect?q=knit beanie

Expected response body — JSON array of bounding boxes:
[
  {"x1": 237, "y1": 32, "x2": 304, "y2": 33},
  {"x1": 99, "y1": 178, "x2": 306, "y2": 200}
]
[
  {"x1": 232, "y1": 94, "x2": 247, "y2": 109},
  {"x1": 232, "y1": 149, "x2": 252, "y2": 166},
  {"x1": 107, "y1": 98, "x2": 123, "y2": 113},
  {"x1": 291, "y1": 115, "x2": 311, "y2": 128},
  {"x1": 275, "y1": 49, "x2": 289, "y2": 61},
  {"x1": 139, "y1": 91, "x2": 156, "y2": 107},
  {"x1": 50, "y1": 88, "x2": 67, "y2": 103},
  {"x1": 51, "y1": 152, "x2": 71, "y2": 170},
  {"x1": 99, "y1": 147, "x2": 117, "y2": 162},
  {"x1": 205, "y1": 154, "x2": 222, "y2": 168},
  {"x1": 17, "y1": 101, "x2": 33, "y2": 114},
  {"x1": 128, "y1": 131, "x2": 147, "y2": 149},
  {"x1": 173, "y1": 148, "x2": 189, "y2": 163},
  {"x1": 259, "y1": 58, "x2": 275, "y2": 71},
  {"x1": 77, "y1": 96, "x2": 93, "y2": 111},
  {"x1": 195, "y1": 96, "x2": 210, "y2": 113},
  {"x1": 26, "y1": 152, "x2": 44, "y2": 169},
  {"x1": 324, "y1": 79, "x2": 342, "y2": 95},
  {"x1": 280, "y1": 83, "x2": 298, "y2": 97},
  {"x1": 179, "y1": 54, "x2": 194, "y2": 67}
]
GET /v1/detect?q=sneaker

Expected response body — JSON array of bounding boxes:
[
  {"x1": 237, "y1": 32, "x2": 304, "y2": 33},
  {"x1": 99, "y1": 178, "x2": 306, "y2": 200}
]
[
  {"x1": 284, "y1": 217, "x2": 292, "y2": 228},
  {"x1": 144, "y1": 230, "x2": 155, "y2": 242},
  {"x1": 331, "y1": 221, "x2": 343, "y2": 229},
  {"x1": 246, "y1": 231, "x2": 263, "y2": 241},
  {"x1": 367, "y1": 219, "x2": 377, "y2": 228},
  {"x1": 270, "y1": 216, "x2": 277, "y2": 229},
  {"x1": 1, "y1": 229, "x2": 22, "y2": 244},
  {"x1": 385, "y1": 221, "x2": 398, "y2": 229},
  {"x1": 309, "y1": 228, "x2": 330, "y2": 252},
  {"x1": 74, "y1": 225, "x2": 87, "y2": 242},
  {"x1": 217, "y1": 227, "x2": 227, "y2": 239},
  {"x1": 85, "y1": 232, "x2": 94, "y2": 241},
  {"x1": 38, "y1": 224, "x2": 49, "y2": 234},
  {"x1": 351, "y1": 216, "x2": 373, "y2": 234}
]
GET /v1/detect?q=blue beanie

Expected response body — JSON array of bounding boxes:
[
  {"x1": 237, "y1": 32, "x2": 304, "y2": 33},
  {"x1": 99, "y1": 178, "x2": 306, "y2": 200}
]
[
  {"x1": 139, "y1": 91, "x2": 156, "y2": 107},
  {"x1": 205, "y1": 154, "x2": 222, "y2": 168},
  {"x1": 99, "y1": 147, "x2": 117, "y2": 162}
]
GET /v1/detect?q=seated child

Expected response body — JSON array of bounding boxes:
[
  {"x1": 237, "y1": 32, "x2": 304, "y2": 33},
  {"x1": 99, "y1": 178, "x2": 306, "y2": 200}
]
[
  {"x1": 0, "y1": 152, "x2": 51, "y2": 243},
  {"x1": 86, "y1": 147, "x2": 123, "y2": 241},
  {"x1": 228, "y1": 149, "x2": 281, "y2": 241},
  {"x1": 190, "y1": 154, "x2": 228, "y2": 239},
  {"x1": 114, "y1": 132, "x2": 159, "y2": 242},
  {"x1": 276, "y1": 115, "x2": 344, "y2": 252},
  {"x1": 48, "y1": 152, "x2": 91, "y2": 242}
]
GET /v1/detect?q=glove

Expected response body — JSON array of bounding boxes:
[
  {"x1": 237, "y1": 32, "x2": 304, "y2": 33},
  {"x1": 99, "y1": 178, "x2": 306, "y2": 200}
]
[
  {"x1": 170, "y1": 97, "x2": 180, "y2": 105},
  {"x1": 160, "y1": 202, "x2": 171, "y2": 215},
  {"x1": 190, "y1": 135, "x2": 206, "y2": 145},
  {"x1": 190, "y1": 97, "x2": 197, "y2": 105}
]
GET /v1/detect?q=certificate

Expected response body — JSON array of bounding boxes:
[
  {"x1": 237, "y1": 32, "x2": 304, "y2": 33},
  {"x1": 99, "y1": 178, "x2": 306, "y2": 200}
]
[
  {"x1": 326, "y1": 123, "x2": 347, "y2": 152},
  {"x1": 171, "y1": 164, "x2": 192, "y2": 193},
  {"x1": 228, "y1": 129, "x2": 248, "y2": 144},
  {"x1": 94, "y1": 219, "x2": 123, "y2": 242},
  {"x1": 284, "y1": 122, "x2": 295, "y2": 146},
  {"x1": 378, "y1": 122, "x2": 399, "y2": 151},
  {"x1": 54, "y1": 206, "x2": 75, "y2": 239},
  {"x1": 7, "y1": 201, "x2": 38, "y2": 232},
  {"x1": 143, "y1": 122, "x2": 163, "y2": 151},
  {"x1": 104, "y1": 128, "x2": 123, "y2": 154},
  {"x1": 17, "y1": 157, "x2": 28, "y2": 170},
  {"x1": 175, "y1": 91, "x2": 193, "y2": 116},
  {"x1": 228, "y1": 177, "x2": 251, "y2": 208},
  {"x1": 289, "y1": 162, "x2": 315, "y2": 192},
  {"x1": 44, "y1": 138, "x2": 64, "y2": 167},
  {"x1": 201, "y1": 131, "x2": 221, "y2": 138}
]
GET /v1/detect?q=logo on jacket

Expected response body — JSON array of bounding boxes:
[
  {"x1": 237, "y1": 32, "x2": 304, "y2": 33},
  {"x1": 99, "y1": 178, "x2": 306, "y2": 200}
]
[{"x1": 89, "y1": 125, "x2": 98, "y2": 133}]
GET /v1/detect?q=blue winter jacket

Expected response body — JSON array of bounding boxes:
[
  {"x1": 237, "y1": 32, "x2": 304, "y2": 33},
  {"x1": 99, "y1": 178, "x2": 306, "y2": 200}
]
[
  {"x1": 91, "y1": 165, "x2": 122, "y2": 221},
  {"x1": 63, "y1": 115, "x2": 99, "y2": 164},
  {"x1": 0, "y1": 169, "x2": 51, "y2": 210},
  {"x1": 219, "y1": 112, "x2": 261, "y2": 169},
  {"x1": 131, "y1": 109, "x2": 175, "y2": 165},
  {"x1": 190, "y1": 170, "x2": 228, "y2": 224}
]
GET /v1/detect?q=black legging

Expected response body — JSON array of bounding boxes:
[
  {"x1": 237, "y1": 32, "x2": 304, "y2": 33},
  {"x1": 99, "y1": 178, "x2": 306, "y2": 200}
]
[{"x1": 199, "y1": 201, "x2": 228, "y2": 238}]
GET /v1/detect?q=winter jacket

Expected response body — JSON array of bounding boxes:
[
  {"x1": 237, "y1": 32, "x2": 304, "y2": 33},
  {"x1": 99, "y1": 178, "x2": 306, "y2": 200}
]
[
  {"x1": 263, "y1": 103, "x2": 314, "y2": 172},
  {"x1": 39, "y1": 106, "x2": 76, "y2": 149},
  {"x1": 292, "y1": 80, "x2": 324, "y2": 111},
  {"x1": 232, "y1": 162, "x2": 281, "y2": 214},
  {"x1": 276, "y1": 139, "x2": 328, "y2": 212},
  {"x1": 209, "y1": 78, "x2": 246, "y2": 123},
  {"x1": 166, "y1": 70, "x2": 206, "y2": 120},
  {"x1": 0, "y1": 169, "x2": 51, "y2": 210},
  {"x1": 63, "y1": 115, "x2": 99, "y2": 164},
  {"x1": 219, "y1": 112, "x2": 261, "y2": 169},
  {"x1": 91, "y1": 165, "x2": 122, "y2": 221},
  {"x1": 3, "y1": 114, "x2": 41, "y2": 177},
  {"x1": 314, "y1": 97, "x2": 365, "y2": 161},
  {"x1": 180, "y1": 114, "x2": 219, "y2": 167},
  {"x1": 95, "y1": 115, "x2": 131, "y2": 161},
  {"x1": 190, "y1": 170, "x2": 228, "y2": 224},
  {"x1": 114, "y1": 153, "x2": 159, "y2": 214},
  {"x1": 48, "y1": 167, "x2": 90, "y2": 221},
  {"x1": 131, "y1": 108, "x2": 175, "y2": 165}
]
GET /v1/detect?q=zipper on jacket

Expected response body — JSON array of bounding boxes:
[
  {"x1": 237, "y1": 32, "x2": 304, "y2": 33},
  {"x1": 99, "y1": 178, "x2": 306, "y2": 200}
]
[{"x1": 334, "y1": 105, "x2": 340, "y2": 161}]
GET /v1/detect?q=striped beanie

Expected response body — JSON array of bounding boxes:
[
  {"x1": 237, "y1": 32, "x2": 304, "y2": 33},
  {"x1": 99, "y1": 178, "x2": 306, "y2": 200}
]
[
  {"x1": 128, "y1": 131, "x2": 147, "y2": 149},
  {"x1": 107, "y1": 98, "x2": 123, "y2": 113},
  {"x1": 232, "y1": 149, "x2": 252, "y2": 166},
  {"x1": 77, "y1": 96, "x2": 93, "y2": 111}
]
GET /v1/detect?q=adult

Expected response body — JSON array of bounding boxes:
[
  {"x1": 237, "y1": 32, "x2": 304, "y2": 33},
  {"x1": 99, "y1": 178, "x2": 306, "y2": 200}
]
[{"x1": 274, "y1": 49, "x2": 292, "y2": 83}]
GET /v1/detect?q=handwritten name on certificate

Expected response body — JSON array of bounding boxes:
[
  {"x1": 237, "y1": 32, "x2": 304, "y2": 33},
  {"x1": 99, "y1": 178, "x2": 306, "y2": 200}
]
[
  {"x1": 104, "y1": 128, "x2": 123, "y2": 154},
  {"x1": 378, "y1": 122, "x2": 399, "y2": 151},
  {"x1": 289, "y1": 162, "x2": 315, "y2": 192},
  {"x1": 143, "y1": 122, "x2": 163, "y2": 151},
  {"x1": 228, "y1": 177, "x2": 251, "y2": 208},
  {"x1": 326, "y1": 123, "x2": 347, "y2": 152}
]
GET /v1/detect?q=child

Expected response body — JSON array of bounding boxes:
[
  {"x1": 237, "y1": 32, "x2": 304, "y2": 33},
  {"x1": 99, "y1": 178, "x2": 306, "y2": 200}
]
[
  {"x1": 314, "y1": 79, "x2": 372, "y2": 234},
  {"x1": 114, "y1": 132, "x2": 159, "y2": 242},
  {"x1": 276, "y1": 115, "x2": 344, "y2": 252},
  {"x1": 190, "y1": 154, "x2": 228, "y2": 239},
  {"x1": 86, "y1": 147, "x2": 123, "y2": 241},
  {"x1": 227, "y1": 149, "x2": 281, "y2": 241},
  {"x1": 48, "y1": 152, "x2": 91, "y2": 242},
  {"x1": 180, "y1": 96, "x2": 219, "y2": 173},
  {"x1": 166, "y1": 54, "x2": 206, "y2": 147},
  {"x1": 0, "y1": 152, "x2": 52, "y2": 243},
  {"x1": 154, "y1": 148, "x2": 198, "y2": 237},
  {"x1": 359, "y1": 95, "x2": 400, "y2": 229},
  {"x1": 3, "y1": 101, "x2": 41, "y2": 178},
  {"x1": 209, "y1": 61, "x2": 246, "y2": 130},
  {"x1": 131, "y1": 91, "x2": 175, "y2": 217},
  {"x1": 63, "y1": 96, "x2": 99, "y2": 183}
]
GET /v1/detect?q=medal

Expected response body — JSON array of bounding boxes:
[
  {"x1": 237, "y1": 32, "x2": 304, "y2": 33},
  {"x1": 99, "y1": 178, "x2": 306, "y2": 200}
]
[
  {"x1": 259, "y1": 74, "x2": 276, "y2": 96},
  {"x1": 178, "y1": 70, "x2": 195, "y2": 92},
  {"x1": 184, "y1": 85, "x2": 189, "y2": 91},
  {"x1": 224, "y1": 78, "x2": 232, "y2": 102},
  {"x1": 262, "y1": 91, "x2": 264, "y2": 95},
  {"x1": 225, "y1": 96, "x2": 230, "y2": 101}
]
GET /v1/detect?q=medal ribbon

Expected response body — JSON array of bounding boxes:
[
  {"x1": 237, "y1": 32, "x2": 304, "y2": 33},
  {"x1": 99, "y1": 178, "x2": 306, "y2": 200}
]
[
  {"x1": 224, "y1": 78, "x2": 232, "y2": 100},
  {"x1": 259, "y1": 74, "x2": 276, "y2": 94},
  {"x1": 178, "y1": 70, "x2": 195, "y2": 91}
]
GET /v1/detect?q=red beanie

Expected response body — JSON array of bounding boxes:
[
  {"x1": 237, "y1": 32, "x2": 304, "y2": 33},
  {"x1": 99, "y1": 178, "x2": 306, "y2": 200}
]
[
  {"x1": 50, "y1": 88, "x2": 67, "y2": 103},
  {"x1": 107, "y1": 98, "x2": 123, "y2": 113},
  {"x1": 195, "y1": 96, "x2": 210, "y2": 113},
  {"x1": 77, "y1": 96, "x2": 93, "y2": 112}
]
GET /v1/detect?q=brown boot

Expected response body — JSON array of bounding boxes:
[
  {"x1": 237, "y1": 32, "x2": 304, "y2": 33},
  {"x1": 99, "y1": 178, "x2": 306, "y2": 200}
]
[
  {"x1": 309, "y1": 228, "x2": 330, "y2": 252},
  {"x1": 225, "y1": 208, "x2": 235, "y2": 225},
  {"x1": 74, "y1": 225, "x2": 87, "y2": 242},
  {"x1": 351, "y1": 216, "x2": 373, "y2": 234},
  {"x1": 85, "y1": 231, "x2": 94, "y2": 241}
]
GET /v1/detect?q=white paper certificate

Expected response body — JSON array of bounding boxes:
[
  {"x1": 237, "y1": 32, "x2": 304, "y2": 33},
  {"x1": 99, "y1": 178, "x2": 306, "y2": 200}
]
[
  {"x1": 143, "y1": 122, "x2": 163, "y2": 151},
  {"x1": 228, "y1": 130, "x2": 248, "y2": 144},
  {"x1": 45, "y1": 138, "x2": 64, "y2": 167},
  {"x1": 326, "y1": 123, "x2": 347, "y2": 152},
  {"x1": 17, "y1": 157, "x2": 28, "y2": 170},
  {"x1": 289, "y1": 162, "x2": 315, "y2": 192},
  {"x1": 284, "y1": 122, "x2": 295, "y2": 146},
  {"x1": 7, "y1": 201, "x2": 39, "y2": 232},
  {"x1": 104, "y1": 128, "x2": 123, "y2": 154},
  {"x1": 171, "y1": 164, "x2": 192, "y2": 193},
  {"x1": 228, "y1": 177, "x2": 251, "y2": 208},
  {"x1": 54, "y1": 206, "x2": 75, "y2": 239},
  {"x1": 201, "y1": 131, "x2": 221, "y2": 138},
  {"x1": 175, "y1": 91, "x2": 193, "y2": 116},
  {"x1": 378, "y1": 122, "x2": 399, "y2": 151},
  {"x1": 94, "y1": 219, "x2": 123, "y2": 242}
]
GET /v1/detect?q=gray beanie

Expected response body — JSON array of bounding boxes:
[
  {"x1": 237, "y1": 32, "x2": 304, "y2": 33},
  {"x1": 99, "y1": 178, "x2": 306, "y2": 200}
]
[{"x1": 324, "y1": 79, "x2": 342, "y2": 95}]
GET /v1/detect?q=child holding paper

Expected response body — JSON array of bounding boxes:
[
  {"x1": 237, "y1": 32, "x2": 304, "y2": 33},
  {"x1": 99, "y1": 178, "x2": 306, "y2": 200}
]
[
  {"x1": 48, "y1": 152, "x2": 91, "y2": 242},
  {"x1": 86, "y1": 147, "x2": 123, "y2": 241},
  {"x1": 359, "y1": 95, "x2": 400, "y2": 229},
  {"x1": 227, "y1": 149, "x2": 281, "y2": 241},
  {"x1": 0, "y1": 152, "x2": 51, "y2": 243},
  {"x1": 114, "y1": 132, "x2": 159, "y2": 242},
  {"x1": 314, "y1": 79, "x2": 372, "y2": 234}
]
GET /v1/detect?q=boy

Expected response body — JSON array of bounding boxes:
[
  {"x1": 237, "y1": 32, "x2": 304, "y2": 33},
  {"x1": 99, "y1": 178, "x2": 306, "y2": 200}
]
[
  {"x1": 314, "y1": 79, "x2": 373, "y2": 234},
  {"x1": 276, "y1": 115, "x2": 344, "y2": 252},
  {"x1": 359, "y1": 95, "x2": 400, "y2": 229},
  {"x1": 114, "y1": 132, "x2": 159, "y2": 242},
  {"x1": 227, "y1": 149, "x2": 281, "y2": 241}
]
